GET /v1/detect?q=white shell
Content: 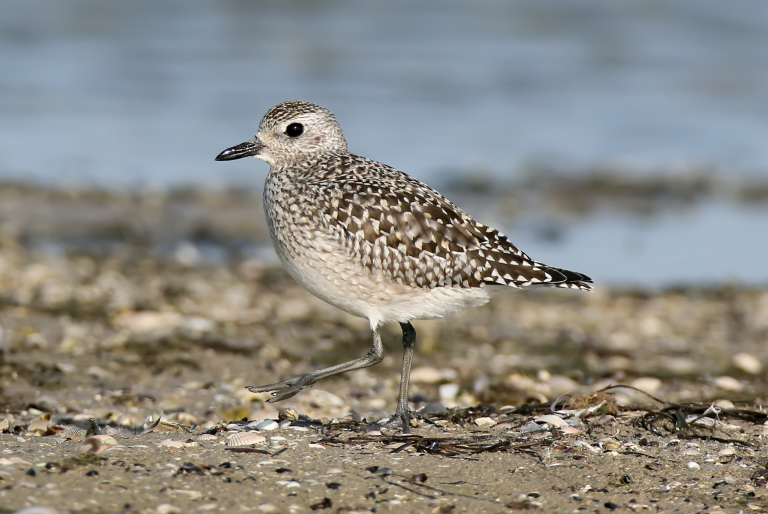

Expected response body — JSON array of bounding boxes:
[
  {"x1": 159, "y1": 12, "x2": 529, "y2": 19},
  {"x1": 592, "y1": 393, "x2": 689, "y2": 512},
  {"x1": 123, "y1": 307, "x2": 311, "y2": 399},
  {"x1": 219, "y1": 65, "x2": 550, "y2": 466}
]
[
  {"x1": 534, "y1": 414, "x2": 569, "y2": 428},
  {"x1": 253, "y1": 420, "x2": 278, "y2": 431},
  {"x1": 196, "y1": 433, "x2": 218, "y2": 442},
  {"x1": 226, "y1": 432, "x2": 267, "y2": 447},
  {"x1": 157, "y1": 439, "x2": 185, "y2": 448}
]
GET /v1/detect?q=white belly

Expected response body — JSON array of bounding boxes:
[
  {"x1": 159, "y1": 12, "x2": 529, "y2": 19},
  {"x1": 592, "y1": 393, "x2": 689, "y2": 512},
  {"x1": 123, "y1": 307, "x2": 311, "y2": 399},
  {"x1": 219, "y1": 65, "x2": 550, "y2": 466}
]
[{"x1": 274, "y1": 233, "x2": 496, "y2": 328}]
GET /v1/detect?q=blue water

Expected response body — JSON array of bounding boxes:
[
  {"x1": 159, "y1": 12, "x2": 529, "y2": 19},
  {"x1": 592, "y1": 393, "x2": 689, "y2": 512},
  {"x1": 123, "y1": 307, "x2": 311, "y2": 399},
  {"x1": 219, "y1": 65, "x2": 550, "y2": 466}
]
[{"x1": 1, "y1": 0, "x2": 767, "y2": 285}]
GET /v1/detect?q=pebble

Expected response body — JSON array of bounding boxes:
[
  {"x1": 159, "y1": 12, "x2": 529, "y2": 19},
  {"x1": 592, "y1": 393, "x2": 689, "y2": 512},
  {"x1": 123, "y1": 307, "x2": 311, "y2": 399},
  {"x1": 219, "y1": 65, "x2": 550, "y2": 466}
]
[
  {"x1": 687, "y1": 461, "x2": 700, "y2": 469},
  {"x1": 713, "y1": 376, "x2": 744, "y2": 392},
  {"x1": 600, "y1": 438, "x2": 621, "y2": 451},
  {"x1": 114, "y1": 311, "x2": 181, "y2": 334},
  {"x1": 307, "y1": 390, "x2": 345, "y2": 408},
  {"x1": 225, "y1": 423, "x2": 242, "y2": 432},
  {"x1": 155, "y1": 505, "x2": 181, "y2": 514},
  {"x1": 13, "y1": 508, "x2": 59, "y2": 514},
  {"x1": 546, "y1": 375, "x2": 579, "y2": 397},
  {"x1": 630, "y1": 377, "x2": 662, "y2": 394},
  {"x1": 409, "y1": 366, "x2": 456, "y2": 384},
  {"x1": 732, "y1": 352, "x2": 762, "y2": 375},
  {"x1": 438, "y1": 383, "x2": 459, "y2": 402},
  {"x1": 421, "y1": 402, "x2": 447, "y2": 415},
  {"x1": 662, "y1": 357, "x2": 697, "y2": 375},
  {"x1": 169, "y1": 490, "x2": 202, "y2": 501},
  {"x1": 504, "y1": 373, "x2": 538, "y2": 392},
  {"x1": 474, "y1": 417, "x2": 496, "y2": 427},
  {"x1": 518, "y1": 421, "x2": 546, "y2": 433},
  {"x1": 257, "y1": 505, "x2": 278, "y2": 513}
]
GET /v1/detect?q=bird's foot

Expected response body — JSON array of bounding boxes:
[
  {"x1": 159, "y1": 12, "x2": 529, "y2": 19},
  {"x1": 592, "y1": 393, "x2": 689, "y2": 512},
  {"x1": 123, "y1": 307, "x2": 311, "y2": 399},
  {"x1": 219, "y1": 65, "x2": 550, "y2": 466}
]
[
  {"x1": 247, "y1": 373, "x2": 317, "y2": 402},
  {"x1": 378, "y1": 406, "x2": 414, "y2": 434}
]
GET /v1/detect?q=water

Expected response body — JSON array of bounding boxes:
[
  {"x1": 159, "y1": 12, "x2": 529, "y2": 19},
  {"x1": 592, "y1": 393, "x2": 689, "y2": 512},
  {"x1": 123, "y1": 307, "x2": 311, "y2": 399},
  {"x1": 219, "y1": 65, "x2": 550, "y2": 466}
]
[{"x1": 1, "y1": 0, "x2": 767, "y2": 285}]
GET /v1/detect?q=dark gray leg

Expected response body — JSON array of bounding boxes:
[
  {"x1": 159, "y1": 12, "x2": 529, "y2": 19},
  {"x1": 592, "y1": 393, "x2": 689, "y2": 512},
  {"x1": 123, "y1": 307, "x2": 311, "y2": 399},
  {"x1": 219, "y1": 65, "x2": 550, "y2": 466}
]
[
  {"x1": 384, "y1": 322, "x2": 416, "y2": 434},
  {"x1": 248, "y1": 327, "x2": 385, "y2": 402}
]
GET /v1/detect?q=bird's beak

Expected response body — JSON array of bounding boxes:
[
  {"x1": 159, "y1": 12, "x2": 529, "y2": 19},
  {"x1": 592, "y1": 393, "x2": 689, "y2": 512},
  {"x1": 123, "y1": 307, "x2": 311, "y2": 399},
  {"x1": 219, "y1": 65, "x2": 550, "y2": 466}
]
[{"x1": 215, "y1": 139, "x2": 263, "y2": 161}]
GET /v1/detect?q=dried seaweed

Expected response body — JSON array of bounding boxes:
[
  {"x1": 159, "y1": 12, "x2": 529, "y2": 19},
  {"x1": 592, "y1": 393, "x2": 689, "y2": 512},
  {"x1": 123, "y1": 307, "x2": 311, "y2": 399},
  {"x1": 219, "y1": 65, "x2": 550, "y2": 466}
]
[
  {"x1": 319, "y1": 431, "x2": 558, "y2": 457},
  {"x1": 595, "y1": 384, "x2": 765, "y2": 447}
]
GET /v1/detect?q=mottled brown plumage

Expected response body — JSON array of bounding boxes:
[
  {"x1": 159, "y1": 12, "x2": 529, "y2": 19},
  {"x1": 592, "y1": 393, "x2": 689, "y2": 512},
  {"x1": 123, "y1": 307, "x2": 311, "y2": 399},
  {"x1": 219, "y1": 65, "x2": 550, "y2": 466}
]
[{"x1": 215, "y1": 100, "x2": 592, "y2": 433}]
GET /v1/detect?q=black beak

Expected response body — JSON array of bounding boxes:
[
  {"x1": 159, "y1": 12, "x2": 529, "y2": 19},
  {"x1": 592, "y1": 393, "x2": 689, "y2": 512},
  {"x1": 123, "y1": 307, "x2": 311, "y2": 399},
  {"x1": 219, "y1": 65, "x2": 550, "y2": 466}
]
[{"x1": 215, "y1": 140, "x2": 263, "y2": 161}]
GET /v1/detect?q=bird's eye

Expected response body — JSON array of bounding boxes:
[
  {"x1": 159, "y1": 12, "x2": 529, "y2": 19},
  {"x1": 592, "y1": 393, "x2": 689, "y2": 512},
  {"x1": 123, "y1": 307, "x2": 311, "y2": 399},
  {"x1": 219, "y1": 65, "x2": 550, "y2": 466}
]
[{"x1": 285, "y1": 123, "x2": 304, "y2": 138}]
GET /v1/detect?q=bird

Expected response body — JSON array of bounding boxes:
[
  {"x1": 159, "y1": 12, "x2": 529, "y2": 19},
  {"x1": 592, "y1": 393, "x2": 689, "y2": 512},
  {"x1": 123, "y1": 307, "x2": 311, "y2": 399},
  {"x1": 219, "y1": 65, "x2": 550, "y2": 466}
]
[{"x1": 215, "y1": 100, "x2": 592, "y2": 433}]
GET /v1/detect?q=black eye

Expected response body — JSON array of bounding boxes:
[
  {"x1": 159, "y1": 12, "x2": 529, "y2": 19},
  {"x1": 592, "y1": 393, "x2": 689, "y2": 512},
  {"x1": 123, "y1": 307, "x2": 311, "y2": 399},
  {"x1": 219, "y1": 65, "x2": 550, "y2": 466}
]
[{"x1": 285, "y1": 123, "x2": 304, "y2": 137}]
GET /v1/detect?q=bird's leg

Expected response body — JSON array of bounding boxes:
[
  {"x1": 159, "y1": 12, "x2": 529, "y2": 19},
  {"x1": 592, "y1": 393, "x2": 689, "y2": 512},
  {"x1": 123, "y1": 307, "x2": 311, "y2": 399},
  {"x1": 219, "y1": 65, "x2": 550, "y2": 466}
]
[
  {"x1": 247, "y1": 327, "x2": 385, "y2": 402},
  {"x1": 381, "y1": 322, "x2": 416, "y2": 434}
]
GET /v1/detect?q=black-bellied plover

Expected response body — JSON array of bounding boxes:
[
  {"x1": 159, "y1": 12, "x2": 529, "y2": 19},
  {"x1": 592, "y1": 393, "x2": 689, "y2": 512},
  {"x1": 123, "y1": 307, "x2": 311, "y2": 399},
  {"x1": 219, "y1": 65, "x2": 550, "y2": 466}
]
[{"x1": 215, "y1": 100, "x2": 592, "y2": 433}]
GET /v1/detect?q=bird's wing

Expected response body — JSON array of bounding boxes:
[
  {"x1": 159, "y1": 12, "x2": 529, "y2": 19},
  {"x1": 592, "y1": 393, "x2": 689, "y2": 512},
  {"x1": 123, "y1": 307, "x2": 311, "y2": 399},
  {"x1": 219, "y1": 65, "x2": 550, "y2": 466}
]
[{"x1": 315, "y1": 162, "x2": 592, "y2": 291}]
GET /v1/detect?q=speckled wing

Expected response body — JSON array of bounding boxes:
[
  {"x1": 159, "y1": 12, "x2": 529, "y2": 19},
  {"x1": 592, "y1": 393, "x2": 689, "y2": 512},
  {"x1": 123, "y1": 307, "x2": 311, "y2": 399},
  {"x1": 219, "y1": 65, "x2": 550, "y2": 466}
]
[{"x1": 316, "y1": 158, "x2": 593, "y2": 291}]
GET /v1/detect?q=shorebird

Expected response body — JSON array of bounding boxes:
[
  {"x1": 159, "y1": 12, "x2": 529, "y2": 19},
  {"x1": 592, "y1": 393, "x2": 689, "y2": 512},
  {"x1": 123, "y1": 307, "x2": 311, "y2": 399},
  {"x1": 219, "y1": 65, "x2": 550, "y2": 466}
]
[{"x1": 215, "y1": 100, "x2": 592, "y2": 433}]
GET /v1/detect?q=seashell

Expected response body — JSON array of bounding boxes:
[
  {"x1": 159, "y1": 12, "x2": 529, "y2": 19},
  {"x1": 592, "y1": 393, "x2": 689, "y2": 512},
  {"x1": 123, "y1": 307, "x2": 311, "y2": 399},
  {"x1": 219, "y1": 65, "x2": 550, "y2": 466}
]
[
  {"x1": 278, "y1": 408, "x2": 299, "y2": 421},
  {"x1": 253, "y1": 420, "x2": 278, "y2": 431},
  {"x1": 27, "y1": 415, "x2": 52, "y2": 435},
  {"x1": 79, "y1": 435, "x2": 118, "y2": 454},
  {"x1": 196, "y1": 433, "x2": 218, "y2": 442},
  {"x1": 534, "y1": 415, "x2": 568, "y2": 428},
  {"x1": 157, "y1": 439, "x2": 186, "y2": 448},
  {"x1": 226, "y1": 432, "x2": 267, "y2": 447},
  {"x1": 61, "y1": 426, "x2": 87, "y2": 439}
]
